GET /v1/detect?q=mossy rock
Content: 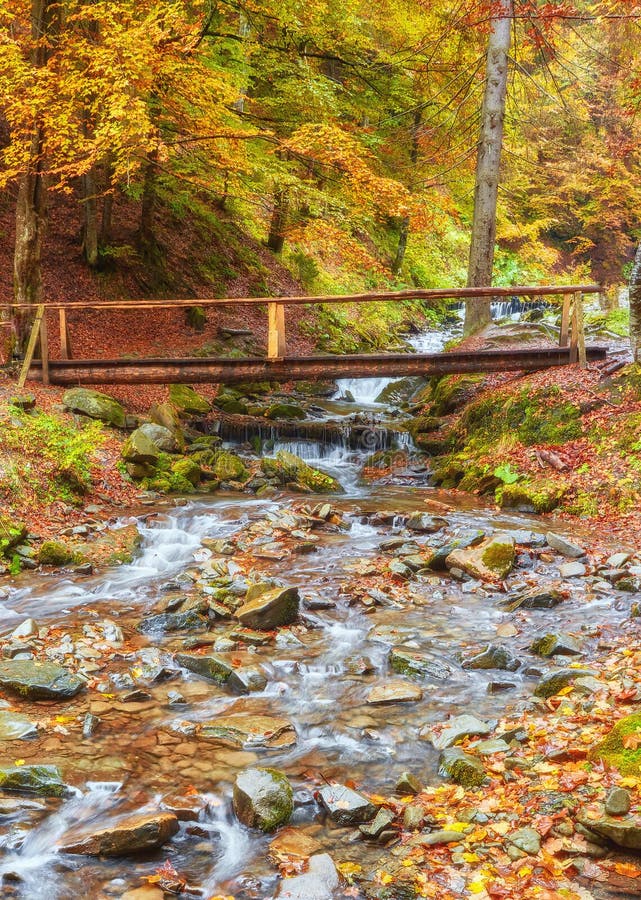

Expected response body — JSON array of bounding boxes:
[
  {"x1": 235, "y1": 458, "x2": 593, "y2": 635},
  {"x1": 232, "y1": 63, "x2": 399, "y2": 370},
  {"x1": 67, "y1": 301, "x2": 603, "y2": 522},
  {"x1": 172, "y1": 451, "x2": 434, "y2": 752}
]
[
  {"x1": 38, "y1": 540, "x2": 76, "y2": 566},
  {"x1": 171, "y1": 457, "x2": 201, "y2": 486},
  {"x1": 210, "y1": 450, "x2": 249, "y2": 482},
  {"x1": 420, "y1": 375, "x2": 485, "y2": 416},
  {"x1": 121, "y1": 428, "x2": 163, "y2": 465},
  {"x1": 233, "y1": 767, "x2": 293, "y2": 832},
  {"x1": 497, "y1": 480, "x2": 567, "y2": 514},
  {"x1": 263, "y1": 451, "x2": 342, "y2": 494},
  {"x1": 590, "y1": 714, "x2": 641, "y2": 775},
  {"x1": 0, "y1": 765, "x2": 65, "y2": 797},
  {"x1": 0, "y1": 516, "x2": 28, "y2": 559},
  {"x1": 431, "y1": 456, "x2": 468, "y2": 489},
  {"x1": 62, "y1": 388, "x2": 126, "y2": 428},
  {"x1": 169, "y1": 384, "x2": 211, "y2": 415},
  {"x1": 265, "y1": 402, "x2": 306, "y2": 421},
  {"x1": 438, "y1": 748, "x2": 485, "y2": 788},
  {"x1": 148, "y1": 402, "x2": 186, "y2": 448},
  {"x1": 480, "y1": 536, "x2": 516, "y2": 578}
]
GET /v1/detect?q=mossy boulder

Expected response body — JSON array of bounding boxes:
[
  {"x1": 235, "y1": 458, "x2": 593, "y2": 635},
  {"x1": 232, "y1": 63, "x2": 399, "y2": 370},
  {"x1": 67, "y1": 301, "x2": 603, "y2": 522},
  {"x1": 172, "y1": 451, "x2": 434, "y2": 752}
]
[
  {"x1": 262, "y1": 451, "x2": 342, "y2": 494},
  {"x1": 38, "y1": 540, "x2": 75, "y2": 566},
  {"x1": 438, "y1": 748, "x2": 485, "y2": 788},
  {"x1": 170, "y1": 457, "x2": 201, "y2": 486},
  {"x1": 265, "y1": 402, "x2": 306, "y2": 421},
  {"x1": 590, "y1": 714, "x2": 641, "y2": 776},
  {"x1": 0, "y1": 516, "x2": 28, "y2": 559},
  {"x1": 138, "y1": 423, "x2": 178, "y2": 453},
  {"x1": 175, "y1": 652, "x2": 234, "y2": 684},
  {"x1": 148, "y1": 402, "x2": 186, "y2": 447},
  {"x1": 0, "y1": 659, "x2": 85, "y2": 700},
  {"x1": 235, "y1": 585, "x2": 300, "y2": 630},
  {"x1": 209, "y1": 450, "x2": 249, "y2": 482},
  {"x1": 496, "y1": 480, "x2": 567, "y2": 514},
  {"x1": 233, "y1": 767, "x2": 293, "y2": 832},
  {"x1": 419, "y1": 374, "x2": 485, "y2": 416},
  {"x1": 446, "y1": 535, "x2": 515, "y2": 582},
  {"x1": 534, "y1": 667, "x2": 596, "y2": 699},
  {"x1": 122, "y1": 428, "x2": 162, "y2": 466},
  {"x1": 0, "y1": 764, "x2": 65, "y2": 797},
  {"x1": 169, "y1": 384, "x2": 211, "y2": 415},
  {"x1": 214, "y1": 389, "x2": 249, "y2": 415},
  {"x1": 62, "y1": 388, "x2": 126, "y2": 428}
]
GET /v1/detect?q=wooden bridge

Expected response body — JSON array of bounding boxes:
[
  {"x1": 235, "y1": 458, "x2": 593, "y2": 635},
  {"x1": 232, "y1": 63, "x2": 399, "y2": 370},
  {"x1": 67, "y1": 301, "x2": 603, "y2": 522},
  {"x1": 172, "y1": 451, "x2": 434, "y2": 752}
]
[{"x1": 6, "y1": 283, "x2": 606, "y2": 388}]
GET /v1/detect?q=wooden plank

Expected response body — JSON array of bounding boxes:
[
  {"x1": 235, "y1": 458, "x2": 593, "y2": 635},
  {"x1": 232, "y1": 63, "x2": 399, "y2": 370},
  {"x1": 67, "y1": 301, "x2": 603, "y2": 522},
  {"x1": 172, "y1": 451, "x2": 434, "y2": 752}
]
[
  {"x1": 39, "y1": 311, "x2": 49, "y2": 385},
  {"x1": 267, "y1": 302, "x2": 286, "y2": 358},
  {"x1": 59, "y1": 308, "x2": 72, "y2": 359},
  {"x1": 559, "y1": 294, "x2": 570, "y2": 348},
  {"x1": 569, "y1": 297, "x2": 579, "y2": 364},
  {"x1": 27, "y1": 346, "x2": 608, "y2": 385},
  {"x1": 575, "y1": 292, "x2": 587, "y2": 368},
  {"x1": 2, "y1": 284, "x2": 603, "y2": 312},
  {"x1": 17, "y1": 305, "x2": 45, "y2": 390}
]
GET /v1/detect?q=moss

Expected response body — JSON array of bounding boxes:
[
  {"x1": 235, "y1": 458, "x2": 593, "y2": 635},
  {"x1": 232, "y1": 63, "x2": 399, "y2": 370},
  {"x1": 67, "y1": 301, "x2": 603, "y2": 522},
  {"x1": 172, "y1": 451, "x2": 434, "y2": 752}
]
[
  {"x1": 0, "y1": 516, "x2": 28, "y2": 559},
  {"x1": 171, "y1": 457, "x2": 201, "y2": 486},
  {"x1": 590, "y1": 714, "x2": 641, "y2": 775},
  {"x1": 431, "y1": 455, "x2": 468, "y2": 489},
  {"x1": 420, "y1": 374, "x2": 485, "y2": 416},
  {"x1": 169, "y1": 384, "x2": 211, "y2": 415},
  {"x1": 37, "y1": 540, "x2": 76, "y2": 566},
  {"x1": 263, "y1": 451, "x2": 342, "y2": 493},
  {"x1": 210, "y1": 450, "x2": 249, "y2": 482},
  {"x1": 265, "y1": 402, "x2": 306, "y2": 421},
  {"x1": 496, "y1": 480, "x2": 567, "y2": 513},
  {"x1": 481, "y1": 539, "x2": 515, "y2": 578}
]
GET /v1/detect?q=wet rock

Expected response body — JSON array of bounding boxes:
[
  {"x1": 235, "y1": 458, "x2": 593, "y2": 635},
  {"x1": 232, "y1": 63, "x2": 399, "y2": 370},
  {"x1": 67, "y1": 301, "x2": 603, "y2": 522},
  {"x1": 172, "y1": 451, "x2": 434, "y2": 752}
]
[
  {"x1": 0, "y1": 659, "x2": 84, "y2": 700},
  {"x1": 10, "y1": 619, "x2": 38, "y2": 641},
  {"x1": 268, "y1": 827, "x2": 322, "y2": 867},
  {"x1": 62, "y1": 388, "x2": 126, "y2": 428},
  {"x1": 263, "y1": 451, "x2": 343, "y2": 493},
  {"x1": 233, "y1": 767, "x2": 294, "y2": 831},
  {"x1": 235, "y1": 586, "x2": 300, "y2": 630},
  {"x1": 504, "y1": 584, "x2": 565, "y2": 610},
  {"x1": 389, "y1": 647, "x2": 453, "y2": 680},
  {"x1": 461, "y1": 644, "x2": 520, "y2": 671},
  {"x1": 487, "y1": 680, "x2": 516, "y2": 694},
  {"x1": 367, "y1": 681, "x2": 422, "y2": 705},
  {"x1": 389, "y1": 559, "x2": 413, "y2": 579},
  {"x1": 275, "y1": 853, "x2": 341, "y2": 900},
  {"x1": 360, "y1": 806, "x2": 395, "y2": 838},
  {"x1": 576, "y1": 813, "x2": 641, "y2": 850},
  {"x1": 174, "y1": 652, "x2": 233, "y2": 684},
  {"x1": 446, "y1": 535, "x2": 515, "y2": 581},
  {"x1": 0, "y1": 765, "x2": 65, "y2": 797},
  {"x1": 266, "y1": 402, "x2": 306, "y2": 421},
  {"x1": 427, "y1": 714, "x2": 491, "y2": 750},
  {"x1": 534, "y1": 668, "x2": 596, "y2": 698},
  {"x1": 161, "y1": 791, "x2": 208, "y2": 822},
  {"x1": 228, "y1": 666, "x2": 268, "y2": 694},
  {"x1": 318, "y1": 783, "x2": 376, "y2": 825},
  {"x1": 208, "y1": 450, "x2": 249, "y2": 482},
  {"x1": 507, "y1": 826, "x2": 541, "y2": 856},
  {"x1": 605, "y1": 787, "x2": 631, "y2": 816},
  {"x1": 396, "y1": 772, "x2": 424, "y2": 795},
  {"x1": 530, "y1": 633, "x2": 582, "y2": 657},
  {"x1": 438, "y1": 748, "x2": 485, "y2": 788},
  {"x1": 37, "y1": 540, "x2": 75, "y2": 566},
  {"x1": 405, "y1": 513, "x2": 448, "y2": 534},
  {"x1": 559, "y1": 561, "x2": 587, "y2": 578},
  {"x1": 200, "y1": 714, "x2": 296, "y2": 749},
  {"x1": 61, "y1": 811, "x2": 179, "y2": 856},
  {"x1": 136, "y1": 610, "x2": 208, "y2": 634},
  {"x1": 546, "y1": 532, "x2": 585, "y2": 558},
  {"x1": 169, "y1": 384, "x2": 211, "y2": 415},
  {"x1": 120, "y1": 887, "x2": 165, "y2": 900},
  {"x1": 403, "y1": 804, "x2": 425, "y2": 830},
  {"x1": 0, "y1": 710, "x2": 38, "y2": 741},
  {"x1": 82, "y1": 713, "x2": 100, "y2": 738},
  {"x1": 344, "y1": 655, "x2": 376, "y2": 675}
]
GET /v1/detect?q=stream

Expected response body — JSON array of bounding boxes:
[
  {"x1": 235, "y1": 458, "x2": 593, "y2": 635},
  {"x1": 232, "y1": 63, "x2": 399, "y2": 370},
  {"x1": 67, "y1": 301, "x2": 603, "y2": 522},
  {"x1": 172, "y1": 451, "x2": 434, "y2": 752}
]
[{"x1": 0, "y1": 315, "x2": 628, "y2": 899}]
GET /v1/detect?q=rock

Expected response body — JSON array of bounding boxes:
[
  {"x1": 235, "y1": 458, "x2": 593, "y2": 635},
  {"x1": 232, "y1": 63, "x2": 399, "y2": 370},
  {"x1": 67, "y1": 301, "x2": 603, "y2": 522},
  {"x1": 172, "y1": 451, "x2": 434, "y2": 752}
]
[
  {"x1": 507, "y1": 826, "x2": 541, "y2": 856},
  {"x1": 148, "y1": 402, "x2": 185, "y2": 442},
  {"x1": 546, "y1": 532, "x2": 585, "y2": 558},
  {"x1": 405, "y1": 513, "x2": 448, "y2": 534},
  {"x1": 590, "y1": 714, "x2": 641, "y2": 774},
  {"x1": 62, "y1": 388, "x2": 126, "y2": 428},
  {"x1": 266, "y1": 402, "x2": 306, "y2": 421},
  {"x1": 605, "y1": 787, "x2": 631, "y2": 816},
  {"x1": 121, "y1": 428, "x2": 163, "y2": 465},
  {"x1": 344, "y1": 655, "x2": 376, "y2": 675},
  {"x1": 534, "y1": 668, "x2": 596, "y2": 699},
  {"x1": 275, "y1": 853, "x2": 341, "y2": 900},
  {"x1": 403, "y1": 804, "x2": 425, "y2": 830},
  {"x1": 559, "y1": 561, "x2": 587, "y2": 578},
  {"x1": 446, "y1": 535, "x2": 515, "y2": 581},
  {"x1": 201, "y1": 714, "x2": 296, "y2": 749},
  {"x1": 228, "y1": 666, "x2": 268, "y2": 694},
  {"x1": 175, "y1": 652, "x2": 234, "y2": 684},
  {"x1": 360, "y1": 806, "x2": 396, "y2": 838},
  {"x1": 137, "y1": 611, "x2": 207, "y2": 634},
  {"x1": 11, "y1": 619, "x2": 38, "y2": 640},
  {"x1": 506, "y1": 584, "x2": 565, "y2": 610},
  {"x1": 61, "y1": 811, "x2": 179, "y2": 856},
  {"x1": 235, "y1": 586, "x2": 300, "y2": 630},
  {"x1": 138, "y1": 423, "x2": 178, "y2": 453},
  {"x1": 416, "y1": 829, "x2": 463, "y2": 846},
  {"x1": 396, "y1": 772, "x2": 424, "y2": 795},
  {"x1": 577, "y1": 813, "x2": 641, "y2": 850},
  {"x1": 461, "y1": 644, "x2": 520, "y2": 671},
  {"x1": 209, "y1": 450, "x2": 249, "y2": 482},
  {"x1": 82, "y1": 713, "x2": 100, "y2": 738},
  {"x1": 389, "y1": 647, "x2": 453, "y2": 680},
  {"x1": 0, "y1": 710, "x2": 38, "y2": 740},
  {"x1": 438, "y1": 748, "x2": 486, "y2": 788},
  {"x1": 37, "y1": 540, "x2": 75, "y2": 566},
  {"x1": 169, "y1": 384, "x2": 211, "y2": 415},
  {"x1": 0, "y1": 517, "x2": 28, "y2": 559},
  {"x1": 475, "y1": 738, "x2": 510, "y2": 755},
  {"x1": 366, "y1": 681, "x2": 422, "y2": 705},
  {"x1": 263, "y1": 451, "x2": 343, "y2": 493},
  {"x1": 120, "y1": 887, "x2": 165, "y2": 900},
  {"x1": 0, "y1": 659, "x2": 84, "y2": 700},
  {"x1": 608, "y1": 552, "x2": 631, "y2": 568},
  {"x1": 268, "y1": 827, "x2": 322, "y2": 866},
  {"x1": 233, "y1": 767, "x2": 293, "y2": 831},
  {"x1": 427, "y1": 715, "x2": 491, "y2": 750},
  {"x1": 0, "y1": 764, "x2": 65, "y2": 797},
  {"x1": 317, "y1": 783, "x2": 376, "y2": 825},
  {"x1": 530, "y1": 633, "x2": 582, "y2": 657},
  {"x1": 10, "y1": 393, "x2": 36, "y2": 411}
]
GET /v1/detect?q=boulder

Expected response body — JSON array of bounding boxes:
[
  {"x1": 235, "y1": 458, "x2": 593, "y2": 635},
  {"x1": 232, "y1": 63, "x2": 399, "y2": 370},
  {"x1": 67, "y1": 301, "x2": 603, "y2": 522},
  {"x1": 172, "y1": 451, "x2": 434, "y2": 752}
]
[
  {"x1": 209, "y1": 450, "x2": 249, "y2": 482},
  {"x1": 275, "y1": 853, "x2": 341, "y2": 899},
  {"x1": 389, "y1": 647, "x2": 453, "y2": 680},
  {"x1": 0, "y1": 764, "x2": 65, "y2": 796},
  {"x1": 137, "y1": 610, "x2": 208, "y2": 634},
  {"x1": 200, "y1": 714, "x2": 296, "y2": 749},
  {"x1": 605, "y1": 787, "x2": 631, "y2": 816},
  {"x1": 235, "y1": 586, "x2": 300, "y2": 630},
  {"x1": 530, "y1": 633, "x2": 582, "y2": 657},
  {"x1": 534, "y1": 667, "x2": 596, "y2": 699},
  {"x1": 122, "y1": 428, "x2": 162, "y2": 465},
  {"x1": 546, "y1": 532, "x2": 585, "y2": 558},
  {"x1": 174, "y1": 652, "x2": 234, "y2": 684},
  {"x1": 317, "y1": 783, "x2": 376, "y2": 826},
  {"x1": 62, "y1": 388, "x2": 126, "y2": 428},
  {"x1": 0, "y1": 516, "x2": 28, "y2": 558},
  {"x1": 426, "y1": 714, "x2": 491, "y2": 750},
  {"x1": 438, "y1": 748, "x2": 485, "y2": 788},
  {"x1": 263, "y1": 452, "x2": 343, "y2": 493},
  {"x1": 461, "y1": 644, "x2": 519, "y2": 671},
  {"x1": 590, "y1": 713, "x2": 641, "y2": 775},
  {"x1": 366, "y1": 681, "x2": 422, "y2": 705},
  {"x1": 265, "y1": 402, "x2": 306, "y2": 421},
  {"x1": 61, "y1": 811, "x2": 179, "y2": 856},
  {"x1": 0, "y1": 659, "x2": 85, "y2": 700},
  {"x1": 507, "y1": 827, "x2": 541, "y2": 856},
  {"x1": 169, "y1": 384, "x2": 211, "y2": 415},
  {"x1": 233, "y1": 767, "x2": 293, "y2": 832},
  {"x1": 576, "y1": 813, "x2": 641, "y2": 850},
  {"x1": 138, "y1": 423, "x2": 178, "y2": 453},
  {"x1": 446, "y1": 535, "x2": 515, "y2": 581},
  {"x1": 37, "y1": 540, "x2": 75, "y2": 566}
]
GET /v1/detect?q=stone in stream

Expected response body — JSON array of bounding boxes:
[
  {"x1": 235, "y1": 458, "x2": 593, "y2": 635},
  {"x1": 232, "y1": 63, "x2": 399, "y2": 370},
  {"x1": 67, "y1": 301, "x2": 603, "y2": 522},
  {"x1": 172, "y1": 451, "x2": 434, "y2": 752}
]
[
  {"x1": 200, "y1": 714, "x2": 296, "y2": 749},
  {"x1": 461, "y1": 644, "x2": 520, "y2": 671},
  {"x1": 11, "y1": 618, "x2": 38, "y2": 640},
  {"x1": 275, "y1": 853, "x2": 342, "y2": 900},
  {"x1": 0, "y1": 764, "x2": 65, "y2": 797},
  {"x1": 405, "y1": 512, "x2": 448, "y2": 534},
  {"x1": 344, "y1": 655, "x2": 376, "y2": 675},
  {"x1": 396, "y1": 772, "x2": 424, "y2": 795},
  {"x1": 559, "y1": 561, "x2": 587, "y2": 578},
  {"x1": 366, "y1": 681, "x2": 422, "y2": 705},
  {"x1": 426, "y1": 714, "x2": 491, "y2": 750},
  {"x1": 136, "y1": 610, "x2": 208, "y2": 634},
  {"x1": 235, "y1": 586, "x2": 300, "y2": 630},
  {"x1": 427, "y1": 531, "x2": 486, "y2": 571},
  {"x1": 359, "y1": 806, "x2": 396, "y2": 838},
  {"x1": 576, "y1": 812, "x2": 641, "y2": 850},
  {"x1": 438, "y1": 748, "x2": 486, "y2": 788},
  {"x1": 0, "y1": 710, "x2": 38, "y2": 740},
  {"x1": 317, "y1": 783, "x2": 376, "y2": 826},
  {"x1": 502, "y1": 584, "x2": 565, "y2": 611},
  {"x1": 174, "y1": 652, "x2": 233, "y2": 684},
  {"x1": 389, "y1": 647, "x2": 453, "y2": 680},
  {"x1": 533, "y1": 668, "x2": 597, "y2": 699},
  {"x1": 61, "y1": 811, "x2": 179, "y2": 856},
  {"x1": 0, "y1": 659, "x2": 85, "y2": 700},
  {"x1": 233, "y1": 767, "x2": 294, "y2": 831},
  {"x1": 546, "y1": 532, "x2": 586, "y2": 558},
  {"x1": 446, "y1": 535, "x2": 516, "y2": 581},
  {"x1": 268, "y1": 827, "x2": 322, "y2": 866},
  {"x1": 506, "y1": 826, "x2": 541, "y2": 857},
  {"x1": 530, "y1": 632, "x2": 582, "y2": 658},
  {"x1": 227, "y1": 666, "x2": 268, "y2": 694},
  {"x1": 605, "y1": 787, "x2": 631, "y2": 816},
  {"x1": 62, "y1": 388, "x2": 126, "y2": 428}
]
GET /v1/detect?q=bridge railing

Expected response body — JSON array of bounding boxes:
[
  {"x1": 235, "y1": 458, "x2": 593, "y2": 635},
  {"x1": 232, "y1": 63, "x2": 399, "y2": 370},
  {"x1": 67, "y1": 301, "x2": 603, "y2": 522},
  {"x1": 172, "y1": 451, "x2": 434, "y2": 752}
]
[{"x1": 3, "y1": 283, "x2": 601, "y2": 388}]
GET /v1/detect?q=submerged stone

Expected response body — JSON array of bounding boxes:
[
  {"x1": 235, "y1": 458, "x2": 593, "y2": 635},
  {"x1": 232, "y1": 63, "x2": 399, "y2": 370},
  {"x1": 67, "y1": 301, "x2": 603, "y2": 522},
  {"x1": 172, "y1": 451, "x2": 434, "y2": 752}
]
[
  {"x1": 61, "y1": 811, "x2": 179, "y2": 856},
  {"x1": 366, "y1": 681, "x2": 422, "y2": 705},
  {"x1": 0, "y1": 660, "x2": 85, "y2": 700},
  {"x1": 461, "y1": 644, "x2": 520, "y2": 671},
  {"x1": 235, "y1": 586, "x2": 300, "y2": 630},
  {"x1": 233, "y1": 767, "x2": 293, "y2": 832},
  {"x1": 530, "y1": 632, "x2": 582, "y2": 658},
  {"x1": 0, "y1": 764, "x2": 65, "y2": 797},
  {"x1": 200, "y1": 714, "x2": 296, "y2": 749},
  {"x1": 274, "y1": 853, "x2": 341, "y2": 900},
  {"x1": 0, "y1": 710, "x2": 38, "y2": 741},
  {"x1": 389, "y1": 647, "x2": 453, "y2": 680},
  {"x1": 174, "y1": 652, "x2": 233, "y2": 684},
  {"x1": 137, "y1": 610, "x2": 208, "y2": 634}
]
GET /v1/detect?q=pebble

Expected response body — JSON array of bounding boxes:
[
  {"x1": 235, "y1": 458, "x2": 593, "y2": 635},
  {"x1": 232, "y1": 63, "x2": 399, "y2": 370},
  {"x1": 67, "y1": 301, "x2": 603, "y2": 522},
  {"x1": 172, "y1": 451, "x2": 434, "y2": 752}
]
[{"x1": 605, "y1": 787, "x2": 631, "y2": 816}]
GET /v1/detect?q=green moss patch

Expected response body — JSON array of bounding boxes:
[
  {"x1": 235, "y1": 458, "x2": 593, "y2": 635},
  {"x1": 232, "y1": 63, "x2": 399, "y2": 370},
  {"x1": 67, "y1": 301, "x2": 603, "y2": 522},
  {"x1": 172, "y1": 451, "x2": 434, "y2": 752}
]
[{"x1": 590, "y1": 714, "x2": 641, "y2": 776}]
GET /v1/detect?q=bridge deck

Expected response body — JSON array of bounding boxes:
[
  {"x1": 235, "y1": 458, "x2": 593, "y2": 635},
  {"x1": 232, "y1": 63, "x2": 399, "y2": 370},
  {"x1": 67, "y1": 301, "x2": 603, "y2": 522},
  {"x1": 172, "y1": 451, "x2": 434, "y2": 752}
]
[{"x1": 27, "y1": 346, "x2": 607, "y2": 385}]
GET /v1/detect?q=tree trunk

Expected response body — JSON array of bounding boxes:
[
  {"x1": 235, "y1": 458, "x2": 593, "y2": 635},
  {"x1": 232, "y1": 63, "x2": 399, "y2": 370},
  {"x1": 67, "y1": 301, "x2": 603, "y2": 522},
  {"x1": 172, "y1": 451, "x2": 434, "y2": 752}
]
[
  {"x1": 392, "y1": 218, "x2": 409, "y2": 275},
  {"x1": 139, "y1": 149, "x2": 158, "y2": 255},
  {"x1": 464, "y1": 0, "x2": 513, "y2": 336},
  {"x1": 101, "y1": 188, "x2": 113, "y2": 244},
  {"x1": 392, "y1": 109, "x2": 422, "y2": 276},
  {"x1": 81, "y1": 167, "x2": 99, "y2": 267},
  {"x1": 629, "y1": 240, "x2": 641, "y2": 362},
  {"x1": 267, "y1": 187, "x2": 289, "y2": 254}
]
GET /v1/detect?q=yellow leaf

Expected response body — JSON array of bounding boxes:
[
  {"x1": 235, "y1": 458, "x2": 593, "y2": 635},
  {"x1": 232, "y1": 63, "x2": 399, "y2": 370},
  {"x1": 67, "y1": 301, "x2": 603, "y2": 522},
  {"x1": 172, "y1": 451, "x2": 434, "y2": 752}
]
[
  {"x1": 489, "y1": 821, "x2": 510, "y2": 835},
  {"x1": 379, "y1": 871, "x2": 393, "y2": 885},
  {"x1": 337, "y1": 862, "x2": 362, "y2": 877},
  {"x1": 462, "y1": 852, "x2": 481, "y2": 863},
  {"x1": 468, "y1": 880, "x2": 487, "y2": 893},
  {"x1": 13, "y1": 759, "x2": 25, "y2": 766}
]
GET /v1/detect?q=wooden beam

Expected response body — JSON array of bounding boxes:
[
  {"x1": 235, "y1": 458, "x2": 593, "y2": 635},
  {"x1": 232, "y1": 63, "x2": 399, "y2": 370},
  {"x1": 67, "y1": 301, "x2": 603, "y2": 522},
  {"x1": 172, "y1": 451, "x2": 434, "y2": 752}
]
[
  {"x1": 569, "y1": 297, "x2": 579, "y2": 364},
  {"x1": 59, "y1": 308, "x2": 72, "y2": 359},
  {"x1": 575, "y1": 291, "x2": 587, "y2": 368},
  {"x1": 267, "y1": 302, "x2": 286, "y2": 358},
  {"x1": 27, "y1": 346, "x2": 608, "y2": 386},
  {"x1": 39, "y1": 310, "x2": 49, "y2": 385},
  {"x1": 17, "y1": 305, "x2": 45, "y2": 390},
  {"x1": 559, "y1": 294, "x2": 570, "y2": 348}
]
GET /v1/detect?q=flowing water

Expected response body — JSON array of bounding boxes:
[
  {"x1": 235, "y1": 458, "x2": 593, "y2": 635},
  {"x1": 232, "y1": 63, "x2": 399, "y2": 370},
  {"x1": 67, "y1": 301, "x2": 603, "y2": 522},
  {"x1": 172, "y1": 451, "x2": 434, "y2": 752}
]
[{"x1": 0, "y1": 322, "x2": 626, "y2": 899}]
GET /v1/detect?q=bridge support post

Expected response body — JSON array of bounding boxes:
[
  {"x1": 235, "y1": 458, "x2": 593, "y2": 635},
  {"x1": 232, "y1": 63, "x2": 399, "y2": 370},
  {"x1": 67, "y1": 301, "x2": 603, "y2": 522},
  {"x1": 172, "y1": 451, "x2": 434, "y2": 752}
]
[
  {"x1": 569, "y1": 293, "x2": 587, "y2": 367},
  {"x1": 559, "y1": 294, "x2": 570, "y2": 348},
  {"x1": 59, "y1": 308, "x2": 72, "y2": 359},
  {"x1": 267, "y1": 302, "x2": 286, "y2": 358}
]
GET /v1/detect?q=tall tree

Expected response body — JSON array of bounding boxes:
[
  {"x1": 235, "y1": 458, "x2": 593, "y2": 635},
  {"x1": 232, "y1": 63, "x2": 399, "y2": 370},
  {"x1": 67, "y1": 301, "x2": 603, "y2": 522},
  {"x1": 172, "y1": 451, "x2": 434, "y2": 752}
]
[
  {"x1": 464, "y1": 0, "x2": 513, "y2": 335},
  {"x1": 630, "y1": 239, "x2": 641, "y2": 362}
]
